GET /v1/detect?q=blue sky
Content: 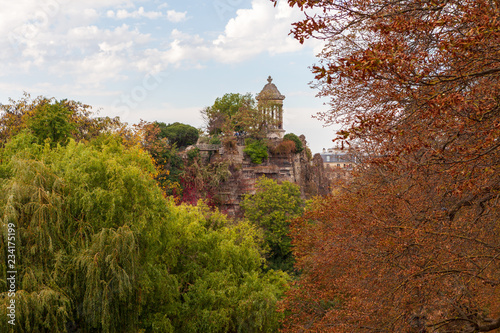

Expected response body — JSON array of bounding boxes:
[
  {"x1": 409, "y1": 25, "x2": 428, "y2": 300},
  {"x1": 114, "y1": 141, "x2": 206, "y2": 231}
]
[{"x1": 0, "y1": 0, "x2": 337, "y2": 153}]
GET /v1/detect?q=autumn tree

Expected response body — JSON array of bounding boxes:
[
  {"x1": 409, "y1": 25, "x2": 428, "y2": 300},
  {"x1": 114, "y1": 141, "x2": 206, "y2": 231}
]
[
  {"x1": 276, "y1": 0, "x2": 500, "y2": 332},
  {"x1": 282, "y1": 133, "x2": 303, "y2": 153},
  {"x1": 140, "y1": 121, "x2": 231, "y2": 204},
  {"x1": 139, "y1": 121, "x2": 184, "y2": 198},
  {"x1": 179, "y1": 150, "x2": 231, "y2": 206}
]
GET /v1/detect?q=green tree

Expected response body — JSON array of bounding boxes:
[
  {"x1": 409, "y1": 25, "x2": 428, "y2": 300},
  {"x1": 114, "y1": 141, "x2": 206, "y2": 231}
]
[
  {"x1": 201, "y1": 93, "x2": 259, "y2": 136},
  {"x1": 156, "y1": 121, "x2": 199, "y2": 148},
  {"x1": 164, "y1": 203, "x2": 289, "y2": 332},
  {"x1": 0, "y1": 129, "x2": 288, "y2": 332},
  {"x1": 0, "y1": 94, "x2": 124, "y2": 146},
  {"x1": 27, "y1": 101, "x2": 75, "y2": 146},
  {"x1": 242, "y1": 177, "x2": 304, "y2": 272},
  {"x1": 0, "y1": 132, "x2": 158, "y2": 332}
]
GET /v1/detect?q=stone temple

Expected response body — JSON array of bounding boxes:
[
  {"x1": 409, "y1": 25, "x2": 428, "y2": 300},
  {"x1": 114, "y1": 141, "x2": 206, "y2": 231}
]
[{"x1": 256, "y1": 76, "x2": 286, "y2": 139}]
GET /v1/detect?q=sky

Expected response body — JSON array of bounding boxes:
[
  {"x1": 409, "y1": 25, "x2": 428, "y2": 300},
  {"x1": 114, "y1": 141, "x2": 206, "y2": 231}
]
[{"x1": 0, "y1": 0, "x2": 338, "y2": 154}]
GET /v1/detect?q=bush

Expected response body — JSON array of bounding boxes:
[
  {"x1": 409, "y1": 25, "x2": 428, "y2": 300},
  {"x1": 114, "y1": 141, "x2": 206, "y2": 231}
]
[
  {"x1": 270, "y1": 139, "x2": 296, "y2": 155},
  {"x1": 244, "y1": 139, "x2": 268, "y2": 164},
  {"x1": 187, "y1": 147, "x2": 200, "y2": 161},
  {"x1": 305, "y1": 146, "x2": 313, "y2": 161},
  {"x1": 197, "y1": 135, "x2": 210, "y2": 144},
  {"x1": 209, "y1": 136, "x2": 221, "y2": 144},
  {"x1": 222, "y1": 136, "x2": 237, "y2": 152},
  {"x1": 283, "y1": 133, "x2": 303, "y2": 153}
]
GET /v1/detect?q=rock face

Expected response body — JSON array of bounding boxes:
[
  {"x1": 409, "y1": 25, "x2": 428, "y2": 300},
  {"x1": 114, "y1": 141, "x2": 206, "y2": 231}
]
[{"x1": 208, "y1": 136, "x2": 332, "y2": 217}]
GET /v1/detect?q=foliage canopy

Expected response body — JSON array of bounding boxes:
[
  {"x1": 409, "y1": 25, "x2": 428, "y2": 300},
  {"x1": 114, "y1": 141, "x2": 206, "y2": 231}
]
[
  {"x1": 156, "y1": 121, "x2": 199, "y2": 148},
  {"x1": 242, "y1": 177, "x2": 304, "y2": 272},
  {"x1": 0, "y1": 93, "x2": 123, "y2": 146},
  {"x1": 277, "y1": 0, "x2": 500, "y2": 332},
  {"x1": 283, "y1": 133, "x2": 303, "y2": 153},
  {"x1": 201, "y1": 93, "x2": 261, "y2": 137},
  {"x1": 0, "y1": 108, "x2": 289, "y2": 332}
]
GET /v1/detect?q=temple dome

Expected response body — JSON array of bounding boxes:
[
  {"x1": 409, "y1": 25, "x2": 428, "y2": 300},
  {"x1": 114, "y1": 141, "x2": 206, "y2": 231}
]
[{"x1": 256, "y1": 76, "x2": 285, "y2": 101}]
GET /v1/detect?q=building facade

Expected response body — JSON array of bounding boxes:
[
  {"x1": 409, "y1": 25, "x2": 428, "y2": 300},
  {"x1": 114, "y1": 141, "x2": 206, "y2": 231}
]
[{"x1": 320, "y1": 146, "x2": 359, "y2": 181}]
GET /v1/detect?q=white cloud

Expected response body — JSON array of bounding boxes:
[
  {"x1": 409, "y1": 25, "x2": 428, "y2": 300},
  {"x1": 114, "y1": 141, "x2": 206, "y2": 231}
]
[
  {"x1": 99, "y1": 41, "x2": 134, "y2": 53},
  {"x1": 166, "y1": 10, "x2": 187, "y2": 22},
  {"x1": 0, "y1": 0, "x2": 133, "y2": 37},
  {"x1": 211, "y1": 0, "x2": 319, "y2": 62},
  {"x1": 60, "y1": 24, "x2": 150, "y2": 60},
  {"x1": 106, "y1": 7, "x2": 187, "y2": 22},
  {"x1": 55, "y1": 51, "x2": 129, "y2": 87},
  {"x1": 110, "y1": 7, "x2": 163, "y2": 19},
  {"x1": 82, "y1": 8, "x2": 100, "y2": 21},
  {"x1": 136, "y1": 0, "x2": 321, "y2": 69},
  {"x1": 0, "y1": 0, "x2": 320, "y2": 95}
]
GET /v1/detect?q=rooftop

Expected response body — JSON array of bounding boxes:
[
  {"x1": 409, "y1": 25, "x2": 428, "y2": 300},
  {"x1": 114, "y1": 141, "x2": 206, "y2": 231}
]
[{"x1": 256, "y1": 76, "x2": 285, "y2": 101}]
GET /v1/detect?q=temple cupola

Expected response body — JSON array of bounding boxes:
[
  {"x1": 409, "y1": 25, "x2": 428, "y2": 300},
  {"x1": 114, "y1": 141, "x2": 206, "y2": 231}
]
[{"x1": 256, "y1": 76, "x2": 285, "y2": 138}]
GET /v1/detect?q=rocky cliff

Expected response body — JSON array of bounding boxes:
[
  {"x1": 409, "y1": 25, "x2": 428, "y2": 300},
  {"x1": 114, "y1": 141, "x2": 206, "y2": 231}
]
[{"x1": 200, "y1": 136, "x2": 332, "y2": 216}]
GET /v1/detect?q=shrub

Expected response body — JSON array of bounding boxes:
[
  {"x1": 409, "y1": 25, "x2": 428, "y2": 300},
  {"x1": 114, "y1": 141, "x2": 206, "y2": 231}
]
[
  {"x1": 270, "y1": 139, "x2": 296, "y2": 155},
  {"x1": 305, "y1": 146, "x2": 313, "y2": 161},
  {"x1": 209, "y1": 136, "x2": 221, "y2": 144},
  {"x1": 197, "y1": 135, "x2": 210, "y2": 144},
  {"x1": 222, "y1": 136, "x2": 237, "y2": 153},
  {"x1": 283, "y1": 133, "x2": 303, "y2": 153},
  {"x1": 187, "y1": 147, "x2": 200, "y2": 161},
  {"x1": 244, "y1": 139, "x2": 268, "y2": 164}
]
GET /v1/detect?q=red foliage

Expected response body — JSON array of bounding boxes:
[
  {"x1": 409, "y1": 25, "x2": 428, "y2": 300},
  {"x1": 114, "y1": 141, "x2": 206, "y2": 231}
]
[
  {"x1": 271, "y1": 139, "x2": 297, "y2": 155},
  {"x1": 277, "y1": 0, "x2": 500, "y2": 331}
]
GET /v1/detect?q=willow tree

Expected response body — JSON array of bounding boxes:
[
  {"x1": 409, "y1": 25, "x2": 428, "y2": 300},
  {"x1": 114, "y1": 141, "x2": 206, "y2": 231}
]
[{"x1": 0, "y1": 132, "x2": 160, "y2": 332}]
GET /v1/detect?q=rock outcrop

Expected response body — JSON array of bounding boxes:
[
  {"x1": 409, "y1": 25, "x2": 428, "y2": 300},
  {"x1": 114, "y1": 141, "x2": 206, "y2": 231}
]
[{"x1": 202, "y1": 136, "x2": 332, "y2": 217}]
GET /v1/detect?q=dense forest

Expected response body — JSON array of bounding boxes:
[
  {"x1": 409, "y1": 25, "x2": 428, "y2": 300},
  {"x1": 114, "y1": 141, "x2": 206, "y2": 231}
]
[
  {"x1": 1, "y1": 0, "x2": 500, "y2": 332},
  {"x1": 0, "y1": 94, "x2": 306, "y2": 332}
]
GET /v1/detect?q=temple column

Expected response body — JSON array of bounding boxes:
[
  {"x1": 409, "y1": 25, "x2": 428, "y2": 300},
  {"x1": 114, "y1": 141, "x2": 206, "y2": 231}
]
[{"x1": 278, "y1": 106, "x2": 283, "y2": 129}]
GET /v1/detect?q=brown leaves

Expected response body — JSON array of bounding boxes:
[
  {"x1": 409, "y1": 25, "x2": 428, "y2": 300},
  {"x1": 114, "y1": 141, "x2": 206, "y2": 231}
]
[{"x1": 279, "y1": 0, "x2": 500, "y2": 331}]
